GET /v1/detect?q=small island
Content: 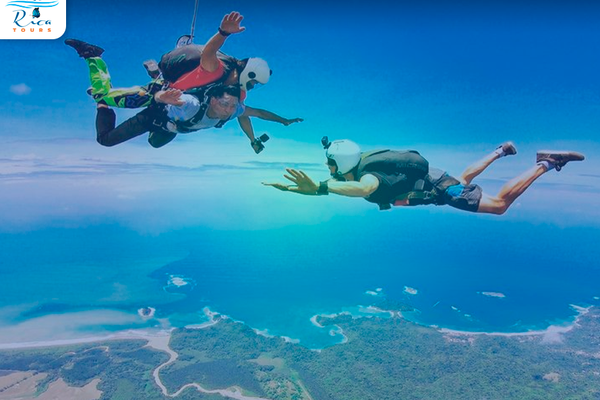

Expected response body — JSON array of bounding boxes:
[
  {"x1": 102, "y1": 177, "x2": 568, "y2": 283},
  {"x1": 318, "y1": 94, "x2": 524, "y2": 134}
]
[
  {"x1": 477, "y1": 291, "x2": 507, "y2": 298},
  {"x1": 137, "y1": 307, "x2": 156, "y2": 319}
]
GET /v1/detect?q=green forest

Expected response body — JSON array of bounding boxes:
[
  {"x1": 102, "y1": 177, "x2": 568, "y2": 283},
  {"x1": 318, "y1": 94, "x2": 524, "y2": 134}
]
[{"x1": 1, "y1": 308, "x2": 599, "y2": 399}]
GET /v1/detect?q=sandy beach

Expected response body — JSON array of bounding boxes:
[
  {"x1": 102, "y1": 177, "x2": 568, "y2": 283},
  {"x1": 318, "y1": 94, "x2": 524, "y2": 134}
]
[
  {"x1": 0, "y1": 328, "x2": 173, "y2": 351},
  {"x1": 439, "y1": 305, "x2": 591, "y2": 343}
]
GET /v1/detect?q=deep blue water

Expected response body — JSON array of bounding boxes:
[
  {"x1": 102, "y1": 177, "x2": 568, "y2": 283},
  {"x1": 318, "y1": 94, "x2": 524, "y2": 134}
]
[{"x1": 1, "y1": 212, "x2": 598, "y2": 349}]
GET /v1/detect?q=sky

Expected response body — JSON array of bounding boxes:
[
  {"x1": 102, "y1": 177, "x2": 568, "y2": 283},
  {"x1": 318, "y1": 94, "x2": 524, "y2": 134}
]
[{"x1": 1, "y1": 0, "x2": 599, "y2": 233}]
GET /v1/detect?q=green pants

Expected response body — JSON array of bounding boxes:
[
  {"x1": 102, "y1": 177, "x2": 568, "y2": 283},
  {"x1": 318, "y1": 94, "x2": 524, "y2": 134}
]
[{"x1": 86, "y1": 57, "x2": 162, "y2": 108}]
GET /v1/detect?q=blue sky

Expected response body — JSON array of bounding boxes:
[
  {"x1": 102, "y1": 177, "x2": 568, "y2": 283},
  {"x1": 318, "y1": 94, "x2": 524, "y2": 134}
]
[{"x1": 1, "y1": 0, "x2": 599, "y2": 232}]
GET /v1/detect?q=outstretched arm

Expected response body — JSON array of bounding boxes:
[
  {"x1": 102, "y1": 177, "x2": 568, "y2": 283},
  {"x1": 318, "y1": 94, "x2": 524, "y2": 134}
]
[
  {"x1": 242, "y1": 106, "x2": 304, "y2": 126},
  {"x1": 237, "y1": 115, "x2": 261, "y2": 153},
  {"x1": 201, "y1": 11, "x2": 245, "y2": 72},
  {"x1": 239, "y1": 106, "x2": 303, "y2": 153},
  {"x1": 263, "y1": 169, "x2": 379, "y2": 197}
]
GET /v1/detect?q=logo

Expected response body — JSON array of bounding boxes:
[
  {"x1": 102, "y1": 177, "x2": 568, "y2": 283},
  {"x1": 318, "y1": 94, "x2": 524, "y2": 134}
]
[{"x1": 0, "y1": 0, "x2": 66, "y2": 39}]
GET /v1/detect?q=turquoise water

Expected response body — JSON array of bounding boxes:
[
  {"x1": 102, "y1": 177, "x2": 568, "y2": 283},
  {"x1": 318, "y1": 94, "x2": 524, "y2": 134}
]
[
  {"x1": 1, "y1": 0, "x2": 599, "y2": 351},
  {"x1": 1, "y1": 212, "x2": 598, "y2": 349}
]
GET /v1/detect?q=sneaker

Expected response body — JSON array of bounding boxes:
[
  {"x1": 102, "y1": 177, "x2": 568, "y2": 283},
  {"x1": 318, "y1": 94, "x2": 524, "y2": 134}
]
[
  {"x1": 143, "y1": 59, "x2": 161, "y2": 79},
  {"x1": 536, "y1": 150, "x2": 585, "y2": 171},
  {"x1": 64, "y1": 38, "x2": 104, "y2": 59},
  {"x1": 498, "y1": 141, "x2": 517, "y2": 156}
]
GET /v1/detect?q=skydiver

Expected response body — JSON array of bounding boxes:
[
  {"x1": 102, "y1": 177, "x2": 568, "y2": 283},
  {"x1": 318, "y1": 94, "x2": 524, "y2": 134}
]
[
  {"x1": 65, "y1": 11, "x2": 303, "y2": 152},
  {"x1": 264, "y1": 139, "x2": 585, "y2": 214}
]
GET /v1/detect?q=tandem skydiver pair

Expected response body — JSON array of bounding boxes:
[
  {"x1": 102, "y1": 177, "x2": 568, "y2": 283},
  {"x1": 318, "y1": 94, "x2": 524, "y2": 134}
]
[{"x1": 66, "y1": 11, "x2": 303, "y2": 153}]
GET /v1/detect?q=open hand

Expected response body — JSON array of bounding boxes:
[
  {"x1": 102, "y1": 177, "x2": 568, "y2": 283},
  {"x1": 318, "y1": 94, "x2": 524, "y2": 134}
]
[
  {"x1": 262, "y1": 182, "x2": 290, "y2": 191},
  {"x1": 155, "y1": 89, "x2": 184, "y2": 106},
  {"x1": 220, "y1": 11, "x2": 246, "y2": 35},
  {"x1": 262, "y1": 169, "x2": 318, "y2": 195}
]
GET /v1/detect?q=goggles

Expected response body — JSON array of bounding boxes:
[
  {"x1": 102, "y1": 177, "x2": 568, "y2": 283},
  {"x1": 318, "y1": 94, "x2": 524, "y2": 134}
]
[{"x1": 216, "y1": 98, "x2": 238, "y2": 109}]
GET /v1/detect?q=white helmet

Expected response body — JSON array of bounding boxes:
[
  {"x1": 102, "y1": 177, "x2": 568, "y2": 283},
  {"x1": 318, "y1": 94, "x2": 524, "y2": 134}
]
[
  {"x1": 325, "y1": 139, "x2": 361, "y2": 176},
  {"x1": 239, "y1": 58, "x2": 272, "y2": 91}
]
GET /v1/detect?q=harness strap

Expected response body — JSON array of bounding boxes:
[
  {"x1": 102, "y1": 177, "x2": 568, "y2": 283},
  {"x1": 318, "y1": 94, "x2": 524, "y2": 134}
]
[
  {"x1": 151, "y1": 103, "x2": 170, "y2": 129},
  {"x1": 384, "y1": 168, "x2": 460, "y2": 209},
  {"x1": 152, "y1": 83, "x2": 229, "y2": 132},
  {"x1": 174, "y1": 102, "x2": 210, "y2": 132}
]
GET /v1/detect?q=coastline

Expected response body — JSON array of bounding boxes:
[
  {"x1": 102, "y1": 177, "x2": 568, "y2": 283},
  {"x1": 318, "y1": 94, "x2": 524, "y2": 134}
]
[
  {"x1": 437, "y1": 304, "x2": 591, "y2": 342},
  {"x1": 0, "y1": 304, "x2": 595, "y2": 400},
  {"x1": 0, "y1": 304, "x2": 593, "y2": 351}
]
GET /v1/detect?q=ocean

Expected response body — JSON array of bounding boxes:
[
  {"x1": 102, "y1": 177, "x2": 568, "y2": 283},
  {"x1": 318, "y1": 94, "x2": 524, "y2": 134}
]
[
  {"x1": 1, "y1": 209, "x2": 598, "y2": 349},
  {"x1": 0, "y1": 0, "x2": 599, "y2": 364}
]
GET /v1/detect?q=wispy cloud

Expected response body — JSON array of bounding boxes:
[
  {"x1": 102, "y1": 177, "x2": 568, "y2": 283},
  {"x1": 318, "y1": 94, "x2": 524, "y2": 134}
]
[
  {"x1": 9, "y1": 83, "x2": 32, "y2": 96},
  {"x1": 245, "y1": 161, "x2": 323, "y2": 171},
  {"x1": 0, "y1": 133, "x2": 323, "y2": 178},
  {"x1": 0, "y1": 133, "x2": 598, "y2": 233}
]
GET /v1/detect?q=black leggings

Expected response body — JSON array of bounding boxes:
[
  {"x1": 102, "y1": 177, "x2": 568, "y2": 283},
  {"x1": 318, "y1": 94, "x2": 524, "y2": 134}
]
[{"x1": 95, "y1": 107, "x2": 177, "y2": 148}]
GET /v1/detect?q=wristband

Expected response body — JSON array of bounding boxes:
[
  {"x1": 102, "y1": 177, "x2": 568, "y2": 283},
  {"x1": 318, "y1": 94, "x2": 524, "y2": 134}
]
[
  {"x1": 218, "y1": 28, "x2": 231, "y2": 37},
  {"x1": 317, "y1": 181, "x2": 329, "y2": 195}
]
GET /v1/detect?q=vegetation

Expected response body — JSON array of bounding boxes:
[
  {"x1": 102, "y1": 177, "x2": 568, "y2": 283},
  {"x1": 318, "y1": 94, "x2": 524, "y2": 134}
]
[
  {"x1": 0, "y1": 340, "x2": 169, "y2": 399},
  {"x1": 373, "y1": 298, "x2": 416, "y2": 312},
  {"x1": 0, "y1": 309, "x2": 599, "y2": 399}
]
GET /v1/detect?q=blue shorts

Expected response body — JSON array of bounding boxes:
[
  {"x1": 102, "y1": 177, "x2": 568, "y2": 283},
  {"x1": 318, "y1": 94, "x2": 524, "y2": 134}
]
[{"x1": 443, "y1": 183, "x2": 482, "y2": 212}]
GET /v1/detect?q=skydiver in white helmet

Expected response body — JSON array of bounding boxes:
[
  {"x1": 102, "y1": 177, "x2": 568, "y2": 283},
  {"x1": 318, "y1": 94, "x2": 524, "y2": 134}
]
[{"x1": 264, "y1": 138, "x2": 584, "y2": 214}]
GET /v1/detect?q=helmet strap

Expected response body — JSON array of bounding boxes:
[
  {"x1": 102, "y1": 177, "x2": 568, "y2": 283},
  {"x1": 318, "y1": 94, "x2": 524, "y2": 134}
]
[{"x1": 332, "y1": 171, "x2": 346, "y2": 181}]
